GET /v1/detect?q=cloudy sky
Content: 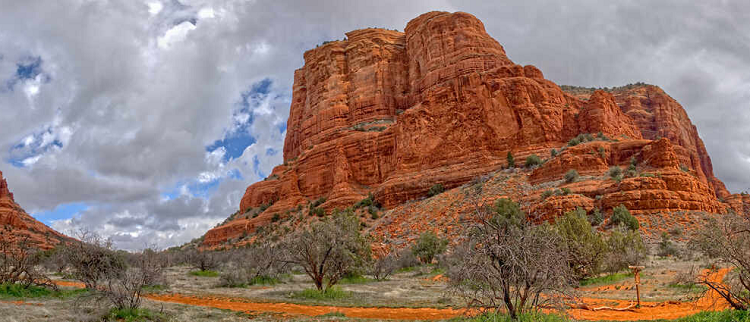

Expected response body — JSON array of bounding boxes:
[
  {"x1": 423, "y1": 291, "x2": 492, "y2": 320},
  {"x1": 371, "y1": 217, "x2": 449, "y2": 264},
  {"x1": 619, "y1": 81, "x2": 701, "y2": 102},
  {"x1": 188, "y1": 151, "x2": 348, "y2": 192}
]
[{"x1": 1, "y1": 0, "x2": 749, "y2": 250}]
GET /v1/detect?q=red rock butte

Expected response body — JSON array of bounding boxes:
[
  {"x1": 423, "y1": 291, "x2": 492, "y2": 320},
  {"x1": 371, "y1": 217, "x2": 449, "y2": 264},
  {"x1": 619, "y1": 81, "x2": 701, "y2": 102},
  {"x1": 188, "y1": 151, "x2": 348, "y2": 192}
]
[
  {"x1": 203, "y1": 11, "x2": 741, "y2": 247},
  {"x1": 0, "y1": 171, "x2": 72, "y2": 250}
]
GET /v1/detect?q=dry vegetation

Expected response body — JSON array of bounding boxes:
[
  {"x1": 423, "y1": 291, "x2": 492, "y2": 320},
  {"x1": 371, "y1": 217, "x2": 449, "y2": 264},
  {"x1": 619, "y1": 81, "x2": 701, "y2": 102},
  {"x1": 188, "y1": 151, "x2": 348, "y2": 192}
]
[{"x1": 1, "y1": 196, "x2": 749, "y2": 321}]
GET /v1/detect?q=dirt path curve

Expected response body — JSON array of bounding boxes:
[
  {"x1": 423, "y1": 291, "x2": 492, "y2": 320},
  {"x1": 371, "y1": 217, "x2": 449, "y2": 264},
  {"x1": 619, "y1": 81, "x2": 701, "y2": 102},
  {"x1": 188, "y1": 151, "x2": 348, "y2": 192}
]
[
  {"x1": 50, "y1": 268, "x2": 731, "y2": 321},
  {"x1": 567, "y1": 268, "x2": 731, "y2": 321},
  {"x1": 145, "y1": 293, "x2": 464, "y2": 320}
]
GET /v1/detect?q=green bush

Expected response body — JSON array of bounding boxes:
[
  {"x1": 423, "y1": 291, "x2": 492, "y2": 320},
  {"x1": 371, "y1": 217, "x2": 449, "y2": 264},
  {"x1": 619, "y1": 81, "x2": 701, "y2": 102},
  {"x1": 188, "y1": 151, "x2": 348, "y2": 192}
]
[
  {"x1": 564, "y1": 169, "x2": 579, "y2": 183},
  {"x1": 559, "y1": 188, "x2": 572, "y2": 196},
  {"x1": 427, "y1": 183, "x2": 445, "y2": 197},
  {"x1": 658, "y1": 232, "x2": 680, "y2": 257},
  {"x1": 525, "y1": 154, "x2": 542, "y2": 168},
  {"x1": 555, "y1": 208, "x2": 607, "y2": 279},
  {"x1": 412, "y1": 231, "x2": 448, "y2": 264},
  {"x1": 589, "y1": 208, "x2": 604, "y2": 226},
  {"x1": 541, "y1": 190, "x2": 554, "y2": 200},
  {"x1": 271, "y1": 213, "x2": 281, "y2": 222},
  {"x1": 550, "y1": 149, "x2": 558, "y2": 157},
  {"x1": 608, "y1": 166, "x2": 622, "y2": 179},
  {"x1": 506, "y1": 151, "x2": 515, "y2": 168},
  {"x1": 611, "y1": 204, "x2": 639, "y2": 231},
  {"x1": 105, "y1": 307, "x2": 167, "y2": 322},
  {"x1": 604, "y1": 226, "x2": 647, "y2": 273},
  {"x1": 568, "y1": 138, "x2": 580, "y2": 146}
]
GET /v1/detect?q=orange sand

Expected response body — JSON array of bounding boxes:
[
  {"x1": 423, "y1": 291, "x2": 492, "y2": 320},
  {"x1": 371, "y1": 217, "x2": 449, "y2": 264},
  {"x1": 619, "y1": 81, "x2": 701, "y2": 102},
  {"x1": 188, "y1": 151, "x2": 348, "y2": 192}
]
[
  {"x1": 47, "y1": 268, "x2": 730, "y2": 321},
  {"x1": 145, "y1": 293, "x2": 464, "y2": 320}
]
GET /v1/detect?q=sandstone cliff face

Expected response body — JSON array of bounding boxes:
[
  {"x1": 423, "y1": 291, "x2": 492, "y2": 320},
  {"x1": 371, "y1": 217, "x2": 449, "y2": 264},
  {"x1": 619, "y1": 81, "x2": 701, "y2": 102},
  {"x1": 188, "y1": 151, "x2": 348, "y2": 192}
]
[
  {"x1": 203, "y1": 11, "x2": 733, "y2": 247},
  {"x1": 0, "y1": 171, "x2": 71, "y2": 250}
]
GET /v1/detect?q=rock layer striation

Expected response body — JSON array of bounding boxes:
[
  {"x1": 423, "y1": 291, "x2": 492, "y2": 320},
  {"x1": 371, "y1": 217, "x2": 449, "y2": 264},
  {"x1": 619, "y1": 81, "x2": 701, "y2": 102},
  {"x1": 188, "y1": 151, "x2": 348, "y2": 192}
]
[{"x1": 203, "y1": 11, "x2": 734, "y2": 247}]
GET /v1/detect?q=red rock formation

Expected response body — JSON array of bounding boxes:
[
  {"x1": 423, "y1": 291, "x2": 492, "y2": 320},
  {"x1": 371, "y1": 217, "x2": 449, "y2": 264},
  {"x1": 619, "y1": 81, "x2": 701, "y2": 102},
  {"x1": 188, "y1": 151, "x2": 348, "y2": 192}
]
[
  {"x1": 0, "y1": 171, "x2": 72, "y2": 250},
  {"x1": 613, "y1": 86, "x2": 728, "y2": 198},
  {"x1": 202, "y1": 11, "x2": 732, "y2": 247}
]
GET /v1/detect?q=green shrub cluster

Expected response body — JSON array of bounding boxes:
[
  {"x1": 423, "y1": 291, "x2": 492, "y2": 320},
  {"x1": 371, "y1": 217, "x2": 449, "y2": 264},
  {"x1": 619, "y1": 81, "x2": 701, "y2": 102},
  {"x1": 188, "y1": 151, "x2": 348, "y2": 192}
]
[
  {"x1": 564, "y1": 169, "x2": 579, "y2": 183},
  {"x1": 611, "y1": 204, "x2": 639, "y2": 231},
  {"x1": 427, "y1": 183, "x2": 445, "y2": 197},
  {"x1": 525, "y1": 154, "x2": 542, "y2": 168}
]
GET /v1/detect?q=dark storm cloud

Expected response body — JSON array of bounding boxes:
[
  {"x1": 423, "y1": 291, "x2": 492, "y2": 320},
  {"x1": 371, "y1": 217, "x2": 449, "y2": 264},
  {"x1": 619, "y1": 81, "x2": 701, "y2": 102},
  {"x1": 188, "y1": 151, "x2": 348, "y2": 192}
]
[{"x1": 1, "y1": 0, "x2": 748, "y2": 249}]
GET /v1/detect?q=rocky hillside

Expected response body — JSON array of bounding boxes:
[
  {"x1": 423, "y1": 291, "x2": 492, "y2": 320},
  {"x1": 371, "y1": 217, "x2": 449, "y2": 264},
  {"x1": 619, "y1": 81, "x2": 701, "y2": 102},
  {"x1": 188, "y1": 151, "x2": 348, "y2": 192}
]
[
  {"x1": 0, "y1": 171, "x2": 72, "y2": 250},
  {"x1": 202, "y1": 11, "x2": 743, "y2": 248}
]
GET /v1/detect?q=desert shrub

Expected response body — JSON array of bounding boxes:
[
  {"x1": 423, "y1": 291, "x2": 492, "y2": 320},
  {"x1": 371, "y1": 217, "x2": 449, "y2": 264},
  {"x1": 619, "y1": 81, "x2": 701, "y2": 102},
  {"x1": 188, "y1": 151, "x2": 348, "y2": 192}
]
[
  {"x1": 680, "y1": 164, "x2": 690, "y2": 172},
  {"x1": 559, "y1": 187, "x2": 572, "y2": 195},
  {"x1": 63, "y1": 232, "x2": 166, "y2": 311},
  {"x1": 554, "y1": 208, "x2": 607, "y2": 279},
  {"x1": 608, "y1": 166, "x2": 622, "y2": 179},
  {"x1": 62, "y1": 232, "x2": 127, "y2": 290},
  {"x1": 427, "y1": 184, "x2": 445, "y2": 197},
  {"x1": 689, "y1": 213, "x2": 750, "y2": 310},
  {"x1": 550, "y1": 149, "x2": 558, "y2": 157},
  {"x1": 219, "y1": 242, "x2": 287, "y2": 288},
  {"x1": 283, "y1": 211, "x2": 371, "y2": 291},
  {"x1": 657, "y1": 232, "x2": 680, "y2": 257},
  {"x1": 603, "y1": 226, "x2": 647, "y2": 273},
  {"x1": 564, "y1": 169, "x2": 579, "y2": 183},
  {"x1": 105, "y1": 307, "x2": 167, "y2": 322},
  {"x1": 271, "y1": 213, "x2": 281, "y2": 222},
  {"x1": 610, "y1": 205, "x2": 639, "y2": 231},
  {"x1": 525, "y1": 154, "x2": 542, "y2": 168},
  {"x1": 354, "y1": 193, "x2": 380, "y2": 209},
  {"x1": 394, "y1": 248, "x2": 420, "y2": 271},
  {"x1": 589, "y1": 208, "x2": 604, "y2": 226},
  {"x1": 568, "y1": 138, "x2": 581, "y2": 146},
  {"x1": 368, "y1": 253, "x2": 398, "y2": 281},
  {"x1": 411, "y1": 231, "x2": 448, "y2": 264},
  {"x1": 506, "y1": 151, "x2": 515, "y2": 168},
  {"x1": 541, "y1": 190, "x2": 554, "y2": 200},
  {"x1": 0, "y1": 237, "x2": 56, "y2": 290},
  {"x1": 185, "y1": 249, "x2": 220, "y2": 272},
  {"x1": 447, "y1": 198, "x2": 574, "y2": 319}
]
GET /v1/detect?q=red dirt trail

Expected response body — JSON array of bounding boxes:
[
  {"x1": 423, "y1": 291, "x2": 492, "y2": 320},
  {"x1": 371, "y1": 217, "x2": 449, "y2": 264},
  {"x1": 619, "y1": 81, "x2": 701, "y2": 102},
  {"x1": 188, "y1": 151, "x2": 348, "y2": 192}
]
[{"x1": 47, "y1": 268, "x2": 731, "y2": 321}]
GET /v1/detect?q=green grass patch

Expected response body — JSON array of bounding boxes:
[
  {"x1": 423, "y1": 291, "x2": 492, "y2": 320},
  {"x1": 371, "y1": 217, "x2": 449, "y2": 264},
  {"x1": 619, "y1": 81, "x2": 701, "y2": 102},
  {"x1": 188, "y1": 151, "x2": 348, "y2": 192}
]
[
  {"x1": 451, "y1": 309, "x2": 750, "y2": 322},
  {"x1": 105, "y1": 307, "x2": 168, "y2": 322},
  {"x1": 291, "y1": 286, "x2": 350, "y2": 301},
  {"x1": 579, "y1": 272, "x2": 633, "y2": 287},
  {"x1": 396, "y1": 266, "x2": 417, "y2": 273},
  {"x1": 0, "y1": 283, "x2": 87, "y2": 299},
  {"x1": 189, "y1": 270, "x2": 219, "y2": 277},
  {"x1": 450, "y1": 311, "x2": 569, "y2": 322}
]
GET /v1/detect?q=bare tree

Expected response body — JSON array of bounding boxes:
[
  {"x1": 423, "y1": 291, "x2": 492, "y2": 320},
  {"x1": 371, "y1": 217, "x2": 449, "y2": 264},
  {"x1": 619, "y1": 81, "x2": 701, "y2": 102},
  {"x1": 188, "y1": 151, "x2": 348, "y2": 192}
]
[
  {"x1": 369, "y1": 253, "x2": 398, "y2": 281},
  {"x1": 62, "y1": 230, "x2": 126, "y2": 290},
  {"x1": 283, "y1": 212, "x2": 371, "y2": 291},
  {"x1": 219, "y1": 242, "x2": 288, "y2": 287},
  {"x1": 186, "y1": 249, "x2": 220, "y2": 272},
  {"x1": 63, "y1": 230, "x2": 163, "y2": 311},
  {"x1": 0, "y1": 236, "x2": 57, "y2": 290},
  {"x1": 447, "y1": 199, "x2": 574, "y2": 319},
  {"x1": 690, "y1": 212, "x2": 750, "y2": 310}
]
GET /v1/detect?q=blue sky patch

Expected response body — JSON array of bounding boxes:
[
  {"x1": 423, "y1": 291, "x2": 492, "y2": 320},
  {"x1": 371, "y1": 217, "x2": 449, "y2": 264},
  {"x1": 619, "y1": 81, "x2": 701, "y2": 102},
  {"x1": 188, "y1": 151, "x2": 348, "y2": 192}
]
[
  {"x1": 8, "y1": 127, "x2": 64, "y2": 167},
  {"x1": 205, "y1": 78, "x2": 274, "y2": 162},
  {"x1": 33, "y1": 202, "x2": 89, "y2": 226}
]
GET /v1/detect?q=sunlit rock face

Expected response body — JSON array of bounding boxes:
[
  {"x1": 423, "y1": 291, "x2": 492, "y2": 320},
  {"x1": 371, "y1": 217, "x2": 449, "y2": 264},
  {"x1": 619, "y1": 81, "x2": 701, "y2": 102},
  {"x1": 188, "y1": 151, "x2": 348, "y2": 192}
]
[{"x1": 203, "y1": 11, "x2": 734, "y2": 247}]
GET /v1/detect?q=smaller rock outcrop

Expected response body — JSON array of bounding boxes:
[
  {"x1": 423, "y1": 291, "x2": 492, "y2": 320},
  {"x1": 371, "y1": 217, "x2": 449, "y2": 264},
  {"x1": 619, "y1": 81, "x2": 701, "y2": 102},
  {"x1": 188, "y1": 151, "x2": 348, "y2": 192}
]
[{"x1": 0, "y1": 171, "x2": 72, "y2": 250}]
